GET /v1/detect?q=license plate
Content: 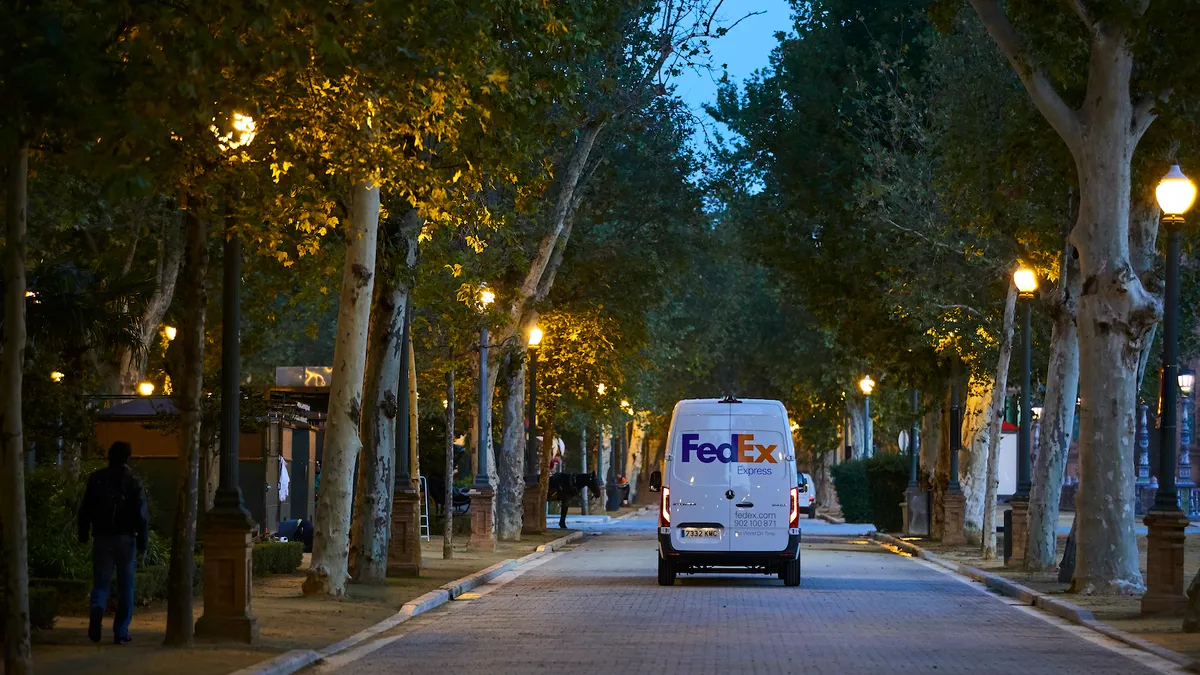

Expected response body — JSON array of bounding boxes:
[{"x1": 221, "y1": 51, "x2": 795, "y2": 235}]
[{"x1": 681, "y1": 527, "x2": 720, "y2": 538}]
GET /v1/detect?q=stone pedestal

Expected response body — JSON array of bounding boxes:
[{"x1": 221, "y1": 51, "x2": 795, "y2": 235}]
[
  {"x1": 195, "y1": 512, "x2": 258, "y2": 643},
  {"x1": 468, "y1": 487, "x2": 496, "y2": 552},
  {"x1": 387, "y1": 488, "x2": 421, "y2": 577},
  {"x1": 522, "y1": 480, "x2": 545, "y2": 535},
  {"x1": 942, "y1": 491, "x2": 966, "y2": 546},
  {"x1": 1142, "y1": 509, "x2": 1190, "y2": 616},
  {"x1": 904, "y1": 487, "x2": 928, "y2": 536},
  {"x1": 1006, "y1": 498, "x2": 1030, "y2": 568}
]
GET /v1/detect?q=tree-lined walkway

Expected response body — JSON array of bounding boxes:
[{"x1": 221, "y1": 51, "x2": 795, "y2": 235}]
[{"x1": 305, "y1": 516, "x2": 1177, "y2": 675}]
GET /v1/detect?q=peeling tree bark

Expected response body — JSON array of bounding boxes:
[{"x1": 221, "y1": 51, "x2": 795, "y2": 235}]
[
  {"x1": 305, "y1": 181, "x2": 380, "y2": 597},
  {"x1": 163, "y1": 203, "x2": 208, "y2": 646},
  {"x1": 113, "y1": 230, "x2": 183, "y2": 394},
  {"x1": 1, "y1": 139, "x2": 32, "y2": 675},
  {"x1": 349, "y1": 211, "x2": 419, "y2": 584},
  {"x1": 983, "y1": 282, "x2": 1019, "y2": 559},
  {"x1": 960, "y1": 372, "x2": 996, "y2": 545},
  {"x1": 1025, "y1": 243, "x2": 1081, "y2": 570},
  {"x1": 496, "y1": 355, "x2": 526, "y2": 541}
]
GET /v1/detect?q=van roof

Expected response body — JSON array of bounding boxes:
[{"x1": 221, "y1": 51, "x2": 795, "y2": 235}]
[{"x1": 673, "y1": 398, "x2": 788, "y2": 414}]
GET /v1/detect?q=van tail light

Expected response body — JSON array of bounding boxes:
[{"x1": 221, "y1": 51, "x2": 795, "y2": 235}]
[
  {"x1": 660, "y1": 486, "x2": 671, "y2": 527},
  {"x1": 789, "y1": 486, "x2": 800, "y2": 528}
]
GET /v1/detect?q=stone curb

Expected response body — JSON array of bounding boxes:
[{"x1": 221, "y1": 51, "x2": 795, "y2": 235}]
[
  {"x1": 870, "y1": 532, "x2": 1200, "y2": 671},
  {"x1": 226, "y1": 531, "x2": 586, "y2": 675},
  {"x1": 817, "y1": 513, "x2": 845, "y2": 524}
]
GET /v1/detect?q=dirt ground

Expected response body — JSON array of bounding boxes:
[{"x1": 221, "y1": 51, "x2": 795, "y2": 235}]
[
  {"x1": 29, "y1": 529, "x2": 577, "y2": 675},
  {"x1": 912, "y1": 526, "x2": 1200, "y2": 660}
]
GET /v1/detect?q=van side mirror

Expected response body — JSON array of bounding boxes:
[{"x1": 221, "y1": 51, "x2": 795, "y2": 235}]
[{"x1": 648, "y1": 471, "x2": 662, "y2": 492}]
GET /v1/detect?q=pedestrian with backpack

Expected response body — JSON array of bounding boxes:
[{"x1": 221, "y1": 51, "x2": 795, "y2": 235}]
[{"x1": 78, "y1": 441, "x2": 150, "y2": 645}]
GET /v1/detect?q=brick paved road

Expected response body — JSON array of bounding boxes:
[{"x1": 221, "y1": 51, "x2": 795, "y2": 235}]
[{"x1": 307, "y1": 516, "x2": 1176, "y2": 675}]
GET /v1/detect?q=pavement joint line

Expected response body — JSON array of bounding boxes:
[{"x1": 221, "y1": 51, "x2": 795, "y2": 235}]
[
  {"x1": 225, "y1": 530, "x2": 585, "y2": 675},
  {"x1": 870, "y1": 530, "x2": 1200, "y2": 672}
]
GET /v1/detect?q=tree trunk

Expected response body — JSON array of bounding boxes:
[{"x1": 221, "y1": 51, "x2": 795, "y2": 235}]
[
  {"x1": 971, "y1": 2, "x2": 1155, "y2": 595},
  {"x1": 163, "y1": 204, "x2": 207, "y2": 646},
  {"x1": 348, "y1": 265, "x2": 406, "y2": 584},
  {"x1": 1025, "y1": 245, "x2": 1081, "y2": 571},
  {"x1": 113, "y1": 232, "x2": 183, "y2": 394},
  {"x1": 982, "y1": 283, "x2": 1018, "y2": 559},
  {"x1": 443, "y1": 368, "x2": 455, "y2": 559},
  {"x1": 588, "y1": 426, "x2": 605, "y2": 514},
  {"x1": 495, "y1": 355, "x2": 526, "y2": 541},
  {"x1": 846, "y1": 397, "x2": 866, "y2": 460},
  {"x1": 626, "y1": 417, "x2": 646, "y2": 503},
  {"x1": 932, "y1": 390, "x2": 951, "y2": 540},
  {"x1": 960, "y1": 372, "x2": 996, "y2": 545},
  {"x1": 1, "y1": 140, "x2": 31, "y2": 675},
  {"x1": 305, "y1": 180, "x2": 380, "y2": 597}
]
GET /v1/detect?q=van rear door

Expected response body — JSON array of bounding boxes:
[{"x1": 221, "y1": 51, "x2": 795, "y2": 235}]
[
  {"x1": 668, "y1": 402, "x2": 731, "y2": 553},
  {"x1": 728, "y1": 405, "x2": 791, "y2": 552}
]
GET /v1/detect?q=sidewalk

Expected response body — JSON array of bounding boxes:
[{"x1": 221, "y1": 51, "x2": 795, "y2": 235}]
[
  {"x1": 875, "y1": 527, "x2": 1200, "y2": 665},
  {"x1": 30, "y1": 530, "x2": 575, "y2": 675}
]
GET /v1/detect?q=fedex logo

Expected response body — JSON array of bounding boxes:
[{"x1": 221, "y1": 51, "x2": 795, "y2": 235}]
[{"x1": 681, "y1": 434, "x2": 778, "y2": 464}]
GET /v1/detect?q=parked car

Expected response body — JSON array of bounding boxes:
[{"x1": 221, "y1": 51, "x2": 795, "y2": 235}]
[
  {"x1": 797, "y1": 472, "x2": 816, "y2": 518},
  {"x1": 649, "y1": 396, "x2": 802, "y2": 587}
]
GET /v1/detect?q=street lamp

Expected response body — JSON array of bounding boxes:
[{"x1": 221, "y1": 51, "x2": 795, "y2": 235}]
[
  {"x1": 1179, "y1": 372, "x2": 1195, "y2": 493},
  {"x1": 164, "y1": 325, "x2": 177, "y2": 341},
  {"x1": 1151, "y1": 165, "x2": 1196, "y2": 513},
  {"x1": 1014, "y1": 266, "x2": 1037, "y2": 502},
  {"x1": 859, "y1": 376, "x2": 875, "y2": 457},
  {"x1": 474, "y1": 286, "x2": 494, "y2": 491},
  {"x1": 50, "y1": 371, "x2": 64, "y2": 384},
  {"x1": 524, "y1": 324, "x2": 542, "y2": 505},
  {"x1": 137, "y1": 381, "x2": 155, "y2": 396}
]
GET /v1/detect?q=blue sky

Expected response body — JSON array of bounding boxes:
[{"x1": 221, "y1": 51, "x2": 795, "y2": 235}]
[{"x1": 672, "y1": 0, "x2": 796, "y2": 139}]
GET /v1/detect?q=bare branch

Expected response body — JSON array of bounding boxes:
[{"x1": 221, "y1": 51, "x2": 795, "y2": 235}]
[
  {"x1": 933, "y1": 304, "x2": 987, "y2": 319},
  {"x1": 969, "y1": 0, "x2": 1083, "y2": 150},
  {"x1": 1132, "y1": 89, "x2": 1171, "y2": 143},
  {"x1": 1063, "y1": 0, "x2": 1096, "y2": 30}
]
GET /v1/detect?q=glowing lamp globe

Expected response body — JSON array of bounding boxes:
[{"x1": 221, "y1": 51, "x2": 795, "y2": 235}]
[
  {"x1": 1157, "y1": 165, "x2": 1197, "y2": 216},
  {"x1": 1013, "y1": 267, "x2": 1038, "y2": 295},
  {"x1": 1180, "y1": 372, "x2": 1195, "y2": 396},
  {"x1": 859, "y1": 375, "x2": 875, "y2": 396},
  {"x1": 137, "y1": 381, "x2": 155, "y2": 396},
  {"x1": 528, "y1": 326, "x2": 543, "y2": 347}
]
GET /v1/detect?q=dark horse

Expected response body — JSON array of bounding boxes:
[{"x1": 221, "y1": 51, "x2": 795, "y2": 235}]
[{"x1": 547, "y1": 472, "x2": 602, "y2": 529}]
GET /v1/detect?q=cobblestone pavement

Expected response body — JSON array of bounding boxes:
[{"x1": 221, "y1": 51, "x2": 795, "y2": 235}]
[{"x1": 306, "y1": 517, "x2": 1178, "y2": 675}]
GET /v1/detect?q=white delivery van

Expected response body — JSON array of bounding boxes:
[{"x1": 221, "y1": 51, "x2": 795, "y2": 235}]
[{"x1": 648, "y1": 396, "x2": 802, "y2": 586}]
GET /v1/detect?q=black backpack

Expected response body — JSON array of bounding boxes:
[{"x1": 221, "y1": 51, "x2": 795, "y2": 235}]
[{"x1": 95, "y1": 471, "x2": 132, "y2": 531}]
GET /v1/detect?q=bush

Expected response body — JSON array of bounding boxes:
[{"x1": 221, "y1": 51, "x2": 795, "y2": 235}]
[
  {"x1": 29, "y1": 587, "x2": 59, "y2": 630},
  {"x1": 32, "y1": 555, "x2": 204, "y2": 616},
  {"x1": 830, "y1": 460, "x2": 871, "y2": 523},
  {"x1": 831, "y1": 455, "x2": 911, "y2": 531},
  {"x1": 253, "y1": 541, "x2": 303, "y2": 576},
  {"x1": 864, "y1": 453, "x2": 910, "y2": 533}
]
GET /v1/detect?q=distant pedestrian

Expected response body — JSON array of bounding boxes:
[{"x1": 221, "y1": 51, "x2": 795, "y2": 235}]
[
  {"x1": 549, "y1": 450, "x2": 563, "y2": 474},
  {"x1": 78, "y1": 441, "x2": 149, "y2": 645}
]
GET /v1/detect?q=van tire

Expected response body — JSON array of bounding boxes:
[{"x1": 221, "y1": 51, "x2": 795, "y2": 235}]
[
  {"x1": 658, "y1": 557, "x2": 676, "y2": 586},
  {"x1": 782, "y1": 558, "x2": 801, "y2": 587}
]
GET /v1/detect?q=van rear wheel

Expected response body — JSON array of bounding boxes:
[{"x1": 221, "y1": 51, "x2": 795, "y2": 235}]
[
  {"x1": 782, "y1": 558, "x2": 801, "y2": 587},
  {"x1": 658, "y1": 556, "x2": 676, "y2": 586}
]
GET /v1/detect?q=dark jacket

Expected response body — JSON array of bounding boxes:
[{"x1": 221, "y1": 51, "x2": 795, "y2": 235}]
[{"x1": 78, "y1": 464, "x2": 150, "y2": 552}]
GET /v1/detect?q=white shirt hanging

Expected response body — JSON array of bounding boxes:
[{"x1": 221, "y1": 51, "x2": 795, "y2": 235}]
[{"x1": 279, "y1": 455, "x2": 291, "y2": 502}]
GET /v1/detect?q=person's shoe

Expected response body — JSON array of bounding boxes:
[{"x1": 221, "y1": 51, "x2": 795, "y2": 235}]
[
  {"x1": 113, "y1": 635, "x2": 133, "y2": 646},
  {"x1": 87, "y1": 608, "x2": 103, "y2": 643}
]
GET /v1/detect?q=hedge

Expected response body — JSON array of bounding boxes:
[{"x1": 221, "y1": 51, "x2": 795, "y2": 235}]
[
  {"x1": 29, "y1": 587, "x2": 58, "y2": 630},
  {"x1": 830, "y1": 455, "x2": 910, "y2": 531},
  {"x1": 253, "y1": 541, "x2": 304, "y2": 576},
  {"x1": 29, "y1": 556, "x2": 205, "y2": 616}
]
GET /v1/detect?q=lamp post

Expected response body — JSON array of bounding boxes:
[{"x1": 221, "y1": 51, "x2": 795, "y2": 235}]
[
  {"x1": 468, "y1": 286, "x2": 496, "y2": 550},
  {"x1": 1178, "y1": 372, "x2": 1194, "y2": 512},
  {"x1": 522, "y1": 324, "x2": 543, "y2": 534},
  {"x1": 196, "y1": 111, "x2": 257, "y2": 642},
  {"x1": 859, "y1": 376, "x2": 875, "y2": 458},
  {"x1": 1031, "y1": 406, "x2": 1043, "y2": 467},
  {"x1": 1143, "y1": 164, "x2": 1197, "y2": 616},
  {"x1": 908, "y1": 390, "x2": 920, "y2": 488},
  {"x1": 1009, "y1": 266, "x2": 1037, "y2": 566},
  {"x1": 388, "y1": 297, "x2": 420, "y2": 576}
]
